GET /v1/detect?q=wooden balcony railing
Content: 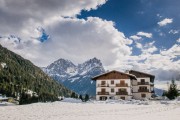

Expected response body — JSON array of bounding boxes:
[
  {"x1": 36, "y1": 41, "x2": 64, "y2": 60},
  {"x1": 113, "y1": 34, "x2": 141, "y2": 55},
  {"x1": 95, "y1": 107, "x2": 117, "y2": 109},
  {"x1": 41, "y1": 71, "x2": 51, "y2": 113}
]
[
  {"x1": 97, "y1": 92, "x2": 109, "y2": 95},
  {"x1": 138, "y1": 82, "x2": 149, "y2": 85},
  {"x1": 116, "y1": 83, "x2": 128, "y2": 87},
  {"x1": 116, "y1": 91, "x2": 128, "y2": 95},
  {"x1": 138, "y1": 89, "x2": 149, "y2": 92},
  {"x1": 150, "y1": 82, "x2": 154, "y2": 86},
  {"x1": 97, "y1": 84, "x2": 109, "y2": 87}
]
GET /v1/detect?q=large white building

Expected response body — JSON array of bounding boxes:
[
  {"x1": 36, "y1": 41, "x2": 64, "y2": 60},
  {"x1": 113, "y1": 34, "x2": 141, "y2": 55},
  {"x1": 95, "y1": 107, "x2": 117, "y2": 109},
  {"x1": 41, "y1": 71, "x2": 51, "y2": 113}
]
[{"x1": 92, "y1": 70, "x2": 155, "y2": 100}]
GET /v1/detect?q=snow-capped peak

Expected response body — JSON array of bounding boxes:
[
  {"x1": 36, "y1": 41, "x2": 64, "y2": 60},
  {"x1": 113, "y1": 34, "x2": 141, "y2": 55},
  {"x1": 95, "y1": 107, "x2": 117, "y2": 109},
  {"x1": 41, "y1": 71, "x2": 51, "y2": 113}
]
[
  {"x1": 43, "y1": 57, "x2": 105, "y2": 77},
  {"x1": 78, "y1": 57, "x2": 104, "y2": 75},
  {"x1": 45, "y1": 58, "x2": 78, "y2": 77},
  {"x1": 42, "y1": 57, "x2": 105, "y2": 95}
]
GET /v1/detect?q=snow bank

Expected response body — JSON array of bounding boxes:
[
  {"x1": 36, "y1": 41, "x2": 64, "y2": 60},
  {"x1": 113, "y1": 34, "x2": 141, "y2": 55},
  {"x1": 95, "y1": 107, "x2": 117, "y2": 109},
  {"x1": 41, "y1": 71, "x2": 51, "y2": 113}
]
[
  {"x1": 0, "y1": 102, "x2": 15, "y2": 106},
  {"x1": 61, "y1": 98, "x2": 82, "y2": 103},
  {"x1": 0, "y1": 100, "x2": 180, "y2": 120}
]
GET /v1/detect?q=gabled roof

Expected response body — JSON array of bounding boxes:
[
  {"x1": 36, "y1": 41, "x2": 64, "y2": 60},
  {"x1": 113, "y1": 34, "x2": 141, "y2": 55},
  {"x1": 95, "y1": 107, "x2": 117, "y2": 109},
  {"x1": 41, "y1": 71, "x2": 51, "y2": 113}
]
[
  {"x1": 128, "y1": 70, "x2": 155, "y2": 82},
  {"x1": 91, "y1": 70, "x2": 136, "y2": 80},
  {"x1": 128, "y1": 70, "x2": 155, "y2": 77}
]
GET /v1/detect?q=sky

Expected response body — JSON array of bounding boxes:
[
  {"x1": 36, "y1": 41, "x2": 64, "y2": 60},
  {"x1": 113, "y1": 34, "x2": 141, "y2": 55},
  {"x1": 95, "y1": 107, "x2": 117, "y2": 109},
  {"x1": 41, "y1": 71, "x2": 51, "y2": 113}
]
[{"x1": 0, "y1": 0, "x2": 179, "y2": 81}]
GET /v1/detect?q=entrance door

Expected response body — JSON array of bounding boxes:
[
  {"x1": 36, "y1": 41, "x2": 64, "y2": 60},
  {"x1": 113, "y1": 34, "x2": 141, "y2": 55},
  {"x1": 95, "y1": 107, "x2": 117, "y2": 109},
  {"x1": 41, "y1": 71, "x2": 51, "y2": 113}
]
[
  {"x1": 100, "y1": 96, "x2": 107, "y2": 101},
  {"x1": 120, "y1": 97, "x2": 125, "y2": 100}
]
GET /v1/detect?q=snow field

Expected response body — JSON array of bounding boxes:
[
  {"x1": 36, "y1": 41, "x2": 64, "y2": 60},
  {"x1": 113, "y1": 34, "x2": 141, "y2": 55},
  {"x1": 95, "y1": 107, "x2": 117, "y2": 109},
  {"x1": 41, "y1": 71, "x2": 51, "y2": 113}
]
[{"x1": 0, "y1": 98, "x2": 180, "y2": 120}]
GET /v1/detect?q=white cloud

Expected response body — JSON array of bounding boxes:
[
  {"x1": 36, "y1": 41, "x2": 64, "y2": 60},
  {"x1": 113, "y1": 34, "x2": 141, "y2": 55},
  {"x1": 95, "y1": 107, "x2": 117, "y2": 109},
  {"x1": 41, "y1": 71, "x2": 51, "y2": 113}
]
[
  {"x1": 0, "y1": 0, "x2": 179, "y2": 81},
  {"x1": 137, "y1": 32, "x2": 152, "y2": 38},
  {"x1": 0, "y1": 17, "x2": 132, "y2": 68},
  {"x1": 135, "y1": 41, "x2": 158, "y2": 54},
  {"x1": 0, "y1": 0, "x2": 107, "y2": 36},
  {"x1": 156, "y1": 14, "x2": 162, "y2": 18},
  {"x1": 130, "y1": 35, "x2": 142, "y2": 40},
  {"x1": 169, "y1": 29, "x2": 179, "y2": 34},
  {"x1": 177, "y1": 38, "x2": 180, "y2": 43},
  {"x1": 158, "y1": 18, "x2": 173, "y2": 27}
]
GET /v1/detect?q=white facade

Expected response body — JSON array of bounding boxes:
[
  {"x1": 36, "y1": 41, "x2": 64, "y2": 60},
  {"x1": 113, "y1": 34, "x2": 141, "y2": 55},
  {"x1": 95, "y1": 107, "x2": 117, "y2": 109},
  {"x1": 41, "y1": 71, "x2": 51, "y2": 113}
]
[
  {"x1": 132, "y1": 77, "x2": 154, "y2": 100},
  {"x1": 96, "y1": 79, "x2": 132, "y2": 100},
  {"x1": 93, "y1": 70, "x2": 154, "y2": 101}
]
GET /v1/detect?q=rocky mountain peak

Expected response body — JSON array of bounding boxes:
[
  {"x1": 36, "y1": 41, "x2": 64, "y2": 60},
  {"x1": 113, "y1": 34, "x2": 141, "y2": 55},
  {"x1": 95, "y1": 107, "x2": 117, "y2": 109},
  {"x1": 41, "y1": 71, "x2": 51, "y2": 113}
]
[{"x1": 42, "y1": 57, "x2": 105, "y2": 95}]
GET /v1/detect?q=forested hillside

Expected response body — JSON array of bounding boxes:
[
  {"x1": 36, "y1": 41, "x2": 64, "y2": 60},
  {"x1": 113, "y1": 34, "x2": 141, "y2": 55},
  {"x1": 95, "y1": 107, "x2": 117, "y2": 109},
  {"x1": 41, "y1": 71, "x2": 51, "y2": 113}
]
[{"x1": 0, "y1": 44, "x2": 72, "y2": 103}]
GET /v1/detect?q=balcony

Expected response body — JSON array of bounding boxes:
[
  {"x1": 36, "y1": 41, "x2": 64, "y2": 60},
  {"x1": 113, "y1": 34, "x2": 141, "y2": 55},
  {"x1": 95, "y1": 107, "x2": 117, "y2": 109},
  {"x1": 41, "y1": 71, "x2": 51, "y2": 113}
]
[
  {"x1": 138, "y1": 82, "x2": 149, "y2": 85},
  {"x1": 150, "y1": 82, "x2": 154, "y2": 86},
  {"x1": 97, "y1": 92, "x2": 109, "y2": 95},
  {"x1": 116, "y1": 83, "x2": 128, "y2": 87},
  {"x1": 138, "y1": 89, "x2": 149, "y2": 92},
  {"x1": 97, "y1": 84, "x2": 109, "y2": 87},
  {"x1": 151, "y1": 90, "x2": 154, "y2": 93},
  {"x1": 116, "y1": 91, "x2": 128, "y2": 95}
]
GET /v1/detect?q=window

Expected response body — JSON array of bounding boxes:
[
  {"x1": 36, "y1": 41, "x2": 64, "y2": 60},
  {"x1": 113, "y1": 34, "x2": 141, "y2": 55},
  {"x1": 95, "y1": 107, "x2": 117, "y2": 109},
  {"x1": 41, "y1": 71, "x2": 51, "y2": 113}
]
[
  {"x1": 141, "y1": 79, "x2": 145, "y2": 83},
  {"x1": 101, "y1": 81, "x2": 106, "y2": 85},
  {"x1": 111, "y1": 80, "x2": 114, "y2": 84},
  {"x1": 139, "y1": 87, "x2": 147, "y2": 90},
  {"x1": 118, "y1": 88, "x2": 126, "y2": 92},
  {"x1": 111, "y1": 88, "x2": 114, "y2": 93},
  {"x1": 120, "y1": 97, "x2": 125, "y2": 100},
  {"x1": 141, "y1": 94, "x2": 146, "y2": 98}
]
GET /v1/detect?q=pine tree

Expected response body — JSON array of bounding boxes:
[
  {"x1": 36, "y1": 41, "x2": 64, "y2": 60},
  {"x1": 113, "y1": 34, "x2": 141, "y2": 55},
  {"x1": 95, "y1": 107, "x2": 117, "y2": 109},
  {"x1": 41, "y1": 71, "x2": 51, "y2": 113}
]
[
  {"x1": 79, "y1": 95, "x2": 83, "y2": 101},
  {"x1": 84, "y1": 94, "x2": 89, "y2": 102},
  {"x1": 166, "y1": 80, "x2": 179, "y2": 100},
  {"x1": 71, "y1": 92, "x2": 76, "y2": 98}
]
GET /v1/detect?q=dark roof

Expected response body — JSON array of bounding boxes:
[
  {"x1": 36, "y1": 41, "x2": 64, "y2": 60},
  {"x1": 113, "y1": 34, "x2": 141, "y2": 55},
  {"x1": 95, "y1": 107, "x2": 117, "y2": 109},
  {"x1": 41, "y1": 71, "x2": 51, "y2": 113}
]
[
  {"x1": 128, "y1": 70, "x2": 155, "y2": 77},
  {"x1": 128, "y1": 70, "x2": 155, "y2": 83},
  {"x1": 91, "y1": 70, "x2": 136, "y2": 80}
]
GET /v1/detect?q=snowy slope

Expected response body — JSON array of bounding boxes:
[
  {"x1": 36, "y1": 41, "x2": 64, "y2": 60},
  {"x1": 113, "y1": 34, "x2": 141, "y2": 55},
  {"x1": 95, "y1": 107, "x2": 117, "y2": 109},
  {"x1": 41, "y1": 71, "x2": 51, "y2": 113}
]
[{"x1": 42, "y1": 57, "x2": 105, "y2": 95}]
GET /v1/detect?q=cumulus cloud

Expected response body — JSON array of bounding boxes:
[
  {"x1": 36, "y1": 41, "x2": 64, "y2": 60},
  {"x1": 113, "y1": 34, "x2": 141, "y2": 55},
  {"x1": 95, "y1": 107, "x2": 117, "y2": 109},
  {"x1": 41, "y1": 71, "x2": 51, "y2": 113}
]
[
  {"x1": 137, "y1": 32, "x2": 152, "y2": 38},
  {"x1": 0, "y1": 17, "x2": 132, "y2": 68},
  {"x1": 158, "y1": 18, "x2": 173, "y2": 26},
  {"x1": 135, "y1": 41, "x2": 158, "y2": 54},
  {"x1": 0, "y1": 0, "x2": 107, "y2": 36},
  {"x1": 0, "y1": 0, "x2": 179, "y2": 81},
  {"x1": 130, "y1": 35, "x2": 142, "y2": 40}
]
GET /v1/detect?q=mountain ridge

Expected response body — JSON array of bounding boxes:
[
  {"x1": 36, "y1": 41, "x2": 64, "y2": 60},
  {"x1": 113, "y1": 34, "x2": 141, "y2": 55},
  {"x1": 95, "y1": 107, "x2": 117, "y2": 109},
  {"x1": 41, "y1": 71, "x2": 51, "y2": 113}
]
[{"x1": 42, "y1": 57, "x2": 105, "y2": 95}]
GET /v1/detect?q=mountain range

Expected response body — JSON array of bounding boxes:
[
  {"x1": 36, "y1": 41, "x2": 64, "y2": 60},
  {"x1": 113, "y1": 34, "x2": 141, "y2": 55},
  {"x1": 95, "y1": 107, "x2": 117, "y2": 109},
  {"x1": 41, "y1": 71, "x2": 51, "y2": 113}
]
[
  {"x1": 42, "y1": 58, "x2": 105, "y2": 96},
  {"x1": 42, "y1": 58, "x2": 166, "y2": 96}
]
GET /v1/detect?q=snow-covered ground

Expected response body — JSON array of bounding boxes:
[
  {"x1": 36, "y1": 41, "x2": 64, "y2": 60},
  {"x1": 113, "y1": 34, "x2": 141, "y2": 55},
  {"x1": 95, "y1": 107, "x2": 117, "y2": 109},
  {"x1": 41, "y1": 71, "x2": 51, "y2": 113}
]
[{"x1": 0, "y1": 98, "x2": 180, "y2": 120}]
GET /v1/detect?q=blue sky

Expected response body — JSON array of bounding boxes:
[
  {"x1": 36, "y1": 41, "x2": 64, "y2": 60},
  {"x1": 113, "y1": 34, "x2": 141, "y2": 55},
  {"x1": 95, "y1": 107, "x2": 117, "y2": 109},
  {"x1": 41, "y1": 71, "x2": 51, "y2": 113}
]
[
  {"x1": 78, "y1": 0, "x2": 180, "y2": 51},
  {"x1": 0, "y1": 0, "x2": 179, "y2": 81}
]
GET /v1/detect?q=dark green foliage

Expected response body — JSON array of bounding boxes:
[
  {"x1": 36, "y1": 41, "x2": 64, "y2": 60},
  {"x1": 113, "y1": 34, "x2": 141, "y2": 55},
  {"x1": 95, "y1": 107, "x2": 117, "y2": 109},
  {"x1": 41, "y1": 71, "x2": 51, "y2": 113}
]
[
  {"x1": 0, "y1": 44, "x2": 72, "y2": 104},
  {"x1": 19, "y1": 91, "x2": 38, "y2": 105},
  {"x1": 38, "y1": 92, "x2": 59, "y2": 102},
  {"x1": 162, "y1": 90, "x2": 167, "y2": 96},
  {"x1": 19, "y1": 92, "x2": 59, "y2": 105},
  {"x1": 165, "y1": 80, "x2": 179, "y2": 100},
  {"x1": 71, "y1": 92, "x2": 78, "y2": 99},
  {"x1": 71, "y1": 92, "x2": 76, "y2": 98},
  {"x1": 79, "y1": 95, "x2": 83, "y2": 101},
  {"x1": 84, "y1": 94, "x2": 89, "y2": 102}
]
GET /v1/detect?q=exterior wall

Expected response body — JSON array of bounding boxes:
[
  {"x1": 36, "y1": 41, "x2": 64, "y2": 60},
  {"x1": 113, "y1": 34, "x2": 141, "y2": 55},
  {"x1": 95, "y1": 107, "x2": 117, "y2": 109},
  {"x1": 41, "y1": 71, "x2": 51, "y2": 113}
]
[
  {"x1": 94, "y1": 72, "x2": 154, "y2": 101},
  {"x1": 96, "y1": 95, "x2": 132, "y2": 100},
  {"x1": 96, "y1": 79, "x2": 132, "y2": 100},
  {"x1": 132, "y1": 77, "x2": 153, "y2": 100},
  {"x1": 132, "y1": 93, "x2": 152, "y2": 100}
]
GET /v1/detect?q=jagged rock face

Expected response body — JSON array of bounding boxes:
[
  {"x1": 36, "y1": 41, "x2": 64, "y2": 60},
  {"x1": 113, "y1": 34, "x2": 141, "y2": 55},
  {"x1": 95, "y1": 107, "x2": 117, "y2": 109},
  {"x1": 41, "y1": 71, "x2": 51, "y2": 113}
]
[
  {"x1": 43, "y1": 59, "x2": 78, "y2": 80},
  {"x1": 43, "y1": 57, "x2": 105, "y2": 96}
]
